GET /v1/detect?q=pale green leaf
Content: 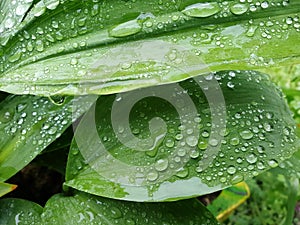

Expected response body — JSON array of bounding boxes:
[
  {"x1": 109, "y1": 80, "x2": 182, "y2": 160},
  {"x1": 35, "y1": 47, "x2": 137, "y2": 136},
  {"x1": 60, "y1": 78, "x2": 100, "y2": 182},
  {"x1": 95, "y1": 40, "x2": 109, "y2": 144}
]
[
  {"x1": 0, "y1": 0, "x2": 299, "y2": 95},
  {"x1": 0, "y1": 182, "x2": 17, "y2": 197}
]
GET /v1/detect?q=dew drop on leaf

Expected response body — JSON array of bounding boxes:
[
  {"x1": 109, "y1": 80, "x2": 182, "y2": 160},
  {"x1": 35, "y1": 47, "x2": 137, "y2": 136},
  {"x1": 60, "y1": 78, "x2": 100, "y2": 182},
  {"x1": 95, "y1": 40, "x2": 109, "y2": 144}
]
[
  {"x1": 154, "y1": 159, "x2": 169, "y2": 172},
  {"x1": 230, "y1": 3, "x2": 249, "y2": 15},
  {"x1": 181, "y1": 2, "x2": 221, "y2": 18},
  {"x1": 239, "y1": 130, "x2": 254, "y2": 140},
  {"x1": 109, "y1": 20, "x2": 142, "y2": 38}
]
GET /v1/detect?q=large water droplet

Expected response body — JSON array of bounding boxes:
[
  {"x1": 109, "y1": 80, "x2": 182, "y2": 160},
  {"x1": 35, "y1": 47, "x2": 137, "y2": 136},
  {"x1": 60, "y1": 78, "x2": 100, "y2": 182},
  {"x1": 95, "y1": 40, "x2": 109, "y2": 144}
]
[
  {"x1": 154, "y1": 159, "x2": 169, "y2": 172},
  {"x1": 44, "y1": 0, "x2": 60, "y2": 10},
  {"x1": 227, "y1": 166, "x2": 236, "y2": 175},
  {"x1": 186, "y1": 136, "x2": 198, "y2": 147},
  {"x1": 109, "y1": 20, "x2": 142, "y2": 38},
  {"x1": 246, "y1": 153, "x2": 258, "y2": 164},
  {"x1": 230, "y1": 3, "x2": 249, "y2": 15},
  {"x1": 182, "y1": 3, "x2": 221, "y2": 18},
  {"x1": 239, "y1": 130, "x2": 254, "y2": 140},
  {"x1": 147, "y1": 171, "x2": 159, "y2": 181}
]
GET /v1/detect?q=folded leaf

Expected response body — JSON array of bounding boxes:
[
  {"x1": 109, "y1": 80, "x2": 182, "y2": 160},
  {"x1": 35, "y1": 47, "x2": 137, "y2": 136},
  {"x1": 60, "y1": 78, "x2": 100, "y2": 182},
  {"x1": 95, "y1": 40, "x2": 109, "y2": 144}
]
[
  {"x1": 207, "y1": 182, "x2": 250, "y2": 222},
  {"x1": 41, "y1": 192, "x2": 218, "y2": 225},
  {"x1": 65, "y1": 70, "x2": 298, "y2": 201},
  {"x1": 0, "y1": 182, "x2": 17, "y2": 197},
  {"x1": 0, "y1": 0, "x2": 299, "y2": 95},
  {"x1": 0, "y1": 95, "x2": 95, "y2": 181},
  {"x1": 0, "y1": 198, "x2": 42, "y2": 225}
]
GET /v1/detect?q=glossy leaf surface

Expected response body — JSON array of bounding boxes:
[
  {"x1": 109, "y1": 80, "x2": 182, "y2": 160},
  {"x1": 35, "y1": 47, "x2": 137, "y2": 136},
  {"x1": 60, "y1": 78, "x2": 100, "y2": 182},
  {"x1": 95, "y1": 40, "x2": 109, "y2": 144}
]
[
  {"x1": 0, "y1": 198, "x2": 42, "y2": 225},
  {"x1": 0, "y1": 0, "x2": 299, "y2": 95},
  {"x1": 65, "y1": 70, "x2": 297, "y2": 201},
  {"x1": 41, "y1": 192, "x2": 218, "y2": 225}
]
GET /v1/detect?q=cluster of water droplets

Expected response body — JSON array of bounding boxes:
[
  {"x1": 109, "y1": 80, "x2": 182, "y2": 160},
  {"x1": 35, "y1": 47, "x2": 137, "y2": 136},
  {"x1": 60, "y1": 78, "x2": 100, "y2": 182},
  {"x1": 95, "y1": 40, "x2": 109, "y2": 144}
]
[
  {"x1": 0, "y1": 95, "x2": 94, "y2": 180},
  {"x1": 39, "y1": 193, "x2": 216, "y2": 224},
  {"x1": 70, "y1": 70, "x2": 297, "y2": 199}
]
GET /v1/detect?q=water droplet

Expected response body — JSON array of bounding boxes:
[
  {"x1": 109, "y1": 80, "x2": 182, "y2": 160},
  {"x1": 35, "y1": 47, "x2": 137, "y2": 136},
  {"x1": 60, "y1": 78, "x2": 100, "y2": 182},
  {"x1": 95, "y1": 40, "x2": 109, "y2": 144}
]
[
  {"x1": 16, "y1": 5, "x2": 28, "y2": 16},
  {"x1": 198, "y1": 140, "x2": 208, "y2": 150},
  {"x1": 257, "y1": 161, "x2": 265, "y2": 170},
  {"x1": 182, "y1": 2, "x2": 221, "y2": 18},
  {"x1": 110, "y1": 207, "x2": 122, "y2": 219},
  {"x1": 176, "y1": 168, "x2": 189, "y2": 178},
  {"x1": 230, "y1": 174, "x2": 244, "y2": 184},
  {"x1": 189, "y1": 150, "x2": 200, "y2": 158},
  {"x1": 230, "y1": 3, "x2": 249, "y2": 15},
  {"x1": 155, "y1": 159, "x2": 169, "y2": 171},
  {"x1": 230, "y1": 137, "x2": 240, "y2": 146},
  {"x1": 177, "y1": 148, "x2": 186, "y2": 157},
  {"x1": 263, "y1": 122, "x2": 272, "y2": 132},
  {"x1": 48, "y1": 127, "x2": 57, "y2": 135},
  {"x1": 109, "y1": 19, "x2": 142, "y2": 38},
  {"x1": 209, "y1": 138, "x2": 219, "y2": 146},
  {"x1": 246, "y1": 153, "x2": 258, "y2": 164},
  {"x1": 147, "y1": 171, "x2": 159, "y2": 181},
  {"x1": 186, "y1": 136, "x2": 198, "y2": 147},
  {"x1": 36, "y1": 40, "x2": 44, "y2": 52},
  {"x1": 261, "y1": 1, "x2": 269, "y2": 9},
  {"x1": 246, "y1": 25, "x2": 258, "y2": 37},
  {"x1": 268, "y1": 159, "x2": 278, "y2": 168},
  {"x1": 165, "y1": 138, "x2": 175, "y2": 148},
  {"x1": 227, "y1": 81, "x2": 235, "y2": 89},
  {"x1": 44, "y1": 0, "x2": 60, "y2": 10},
  {"x1": 227, "y1": 166, "x2": 237, "y2": 175},
  {"x1": 201, "y1": 130, "x2": 209, "y2": 138},
  {"x1": 8, "y1": 50, "x2": 22, "y2": 63},
  {"x1": 239, "y1": 130, "x2": 254, "y2": 140},
  {"x1": 32, "y1": 2, "x2": 46, "y2": 17}
]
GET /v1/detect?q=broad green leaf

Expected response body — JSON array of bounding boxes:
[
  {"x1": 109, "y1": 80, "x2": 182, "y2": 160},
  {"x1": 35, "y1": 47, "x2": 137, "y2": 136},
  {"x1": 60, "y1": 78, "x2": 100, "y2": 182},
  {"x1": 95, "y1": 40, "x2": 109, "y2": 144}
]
[
  {"x1": 65, "y1": 70, "x2": 298, "y2": 201},
  {"x1": 41, "y1": 192, "x2": 218, "y2": 225},
  {"x1": 0, "y1": 182, "x2": 17, "y2": 197},
  {"x1": 0, "y1": 0, "x2": 299, "y2": 95},
  {"x1": 207, "y1": 182, "x2": 250, "y2": 222},
  {"x1": 0, "y1": 95, "x2": 95, "y2": 181},
  {"x1": 0, "y1": 198, "x2": 42, "y2": 225}
]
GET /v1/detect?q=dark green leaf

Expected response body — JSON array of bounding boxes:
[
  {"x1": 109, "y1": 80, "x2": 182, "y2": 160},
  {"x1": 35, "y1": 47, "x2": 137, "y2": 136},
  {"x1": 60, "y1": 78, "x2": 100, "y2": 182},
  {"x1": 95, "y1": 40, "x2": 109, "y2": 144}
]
[
  {"x1": 41, "y1": 192, "x2": 218, "y2": 225},
  {"x1": 0, "y1": 198, "x2": 42, "y2": 225},
  {"x1": 65, "y1": 70, "x2": 298, "y2": 201},
  {"x1": 0, "y1": 0, "x2": 299, "y2": 95}
]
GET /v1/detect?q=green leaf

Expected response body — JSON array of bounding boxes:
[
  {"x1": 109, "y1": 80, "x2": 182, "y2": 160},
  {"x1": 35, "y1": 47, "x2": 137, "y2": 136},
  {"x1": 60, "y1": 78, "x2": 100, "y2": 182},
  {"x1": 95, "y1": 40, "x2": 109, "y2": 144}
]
[
  {"x1": 0, "y1": 0, "x2": 299, "y2": 95},
  {"x1": 207, "y1": 182, "x2": 250, "y2": 222},
  {"x1": 65, "y1": 70, "x2": 298, "y2": 201},
  {"x1": 0, "y1": 182, "x2": 17, "y2": 197},
  {"x1": 41, "y1": 192, "x2": 218, "y2": 225},
  {"x1": 0, "y1": 198, "x2": 42, "y2": 225},
  {"x1": 0, "y1": 95, "x2": 95, "y2": 181}
]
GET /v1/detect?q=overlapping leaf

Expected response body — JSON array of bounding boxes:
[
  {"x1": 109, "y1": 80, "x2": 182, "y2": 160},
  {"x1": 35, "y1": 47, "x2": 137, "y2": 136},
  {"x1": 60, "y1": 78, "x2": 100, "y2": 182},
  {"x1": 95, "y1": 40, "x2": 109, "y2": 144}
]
[
  {"x1": 0, "y1": 192, "x2": 219, "y2": 224},
  {"x1": 65, "y1": 70, "x2": 298, "y2": 201},
  {"x1": 0, "y1": 0, "x2": 299, "y2": 95}
]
